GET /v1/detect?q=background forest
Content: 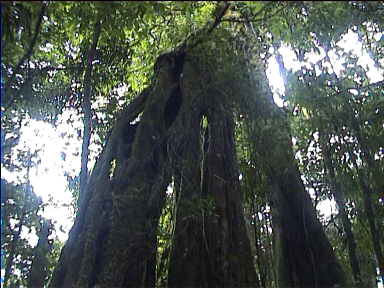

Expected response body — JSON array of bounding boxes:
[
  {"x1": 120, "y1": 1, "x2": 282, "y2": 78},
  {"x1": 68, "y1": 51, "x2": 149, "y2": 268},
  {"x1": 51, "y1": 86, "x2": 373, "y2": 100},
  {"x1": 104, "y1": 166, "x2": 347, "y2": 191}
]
[{"x1": 1, "y1": 1, "x2": 383, "y2": 287}]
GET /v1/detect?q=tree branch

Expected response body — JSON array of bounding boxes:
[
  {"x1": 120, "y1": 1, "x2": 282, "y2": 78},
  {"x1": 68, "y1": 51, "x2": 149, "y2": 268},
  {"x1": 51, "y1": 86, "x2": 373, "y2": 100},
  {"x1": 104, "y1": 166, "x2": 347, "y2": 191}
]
[
  {"x1": 2, "y1": 65, "x2": 84, "y2": 111},
  {"x1": 79, "y1": 19, "x2": 102, "y2": 206},
  {"x1": 172, "y1": 1, "x2": 230, "y2": 55},
  {"x1": 4, "y1": 2, "x2": 47, "y2": 110},
  {"x1": 222, "y1": 2, "x2": 286, "y2": 25}
]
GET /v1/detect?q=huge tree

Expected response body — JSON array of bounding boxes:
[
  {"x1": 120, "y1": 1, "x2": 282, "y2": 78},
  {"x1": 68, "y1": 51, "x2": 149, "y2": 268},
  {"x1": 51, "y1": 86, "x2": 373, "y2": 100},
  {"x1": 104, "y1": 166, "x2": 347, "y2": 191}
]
[
  {"x1": 47, "y1": 2, "x2": 348, "y2": 287},
  {"x1": 2, "y1": 1, "x2": 383, "y2": 288}
]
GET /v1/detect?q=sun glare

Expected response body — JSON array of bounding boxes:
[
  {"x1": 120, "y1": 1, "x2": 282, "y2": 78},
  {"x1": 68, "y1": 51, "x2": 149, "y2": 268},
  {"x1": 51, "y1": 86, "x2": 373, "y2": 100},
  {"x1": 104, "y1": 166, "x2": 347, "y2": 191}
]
[
  {"x1": 3, "y1": 116, "x2": 81, "y2": 242},
  {"x1": 266, "y1": 29, "x2": 383, "y2": 221}
]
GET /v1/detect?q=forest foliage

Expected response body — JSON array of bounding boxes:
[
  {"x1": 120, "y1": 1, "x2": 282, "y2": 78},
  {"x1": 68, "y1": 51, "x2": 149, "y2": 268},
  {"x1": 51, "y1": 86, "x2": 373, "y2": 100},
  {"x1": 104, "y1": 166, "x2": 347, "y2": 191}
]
[{"x1": 1, "y1": 1, "x2": 383, "y2": 287}]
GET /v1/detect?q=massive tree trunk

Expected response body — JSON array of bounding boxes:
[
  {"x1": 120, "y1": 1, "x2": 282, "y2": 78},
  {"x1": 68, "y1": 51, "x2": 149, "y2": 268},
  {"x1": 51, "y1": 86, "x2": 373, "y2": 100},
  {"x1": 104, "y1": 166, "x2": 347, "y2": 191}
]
[
  {"x1": 50, "y1": 29, "x2": 257, "y2": 286},
  {"x1": 49, "y1": 52, "x2": 176, "y2": 287},
  {"x1": 167, "y1": 58, "x2": 257, "y2": 287},
  {"x1": 269, "y1": 164, "x2": 346, "y2": 288},
  {"x1": 50, "y1": 13, "x2": 346, "y2": 287},
  {"x1": 202, "y1": 106, "x2": 257, "y2": 287},
  {"x1": 237, "y1": 59, "x2": 346, "y2": 287}
]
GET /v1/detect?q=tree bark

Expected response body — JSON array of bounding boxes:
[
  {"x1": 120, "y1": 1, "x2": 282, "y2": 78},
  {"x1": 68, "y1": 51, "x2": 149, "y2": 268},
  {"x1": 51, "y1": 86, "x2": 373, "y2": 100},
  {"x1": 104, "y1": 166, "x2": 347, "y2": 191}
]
[
  {"x1": 95, "y1": 54, "x2": 178, "y2": 287},
  {"x1": 50, "y1": 51, "x2": 183, "y2": 288},
  {"x1": 49, "y1": 87, "x2": 148, "y2": 287},
  {"x1": 321, "y1": 134, "x2": 362, "y2": 285},
  {"x1": 251, "y1": 199, "x2": 266, "y2": 288},
  {"x1": 166, "y1": 54, "x2": 257, "y2": 287},
  {"x1": 238, "y1": 60, "x2": 346, "y2": 287},
  {"x1": 204, "y1": 105, "x2": 257, "y2": 287},
  {"x1": 28, "y1": 220, "x2": 53, "y2": 288},
  {"x1": 348, "y1": 111, "x2": 384, "y2": 281},
  {"x1": 79, "y1": 19, "x2": 102, "y2": 207},
  {"x1": 269, "y1": 164, "x2": 346, "y2": 288},
  {"x1": 352, "y1": 157, "x2": 384, "y2": 283},
  {"x1": 50, "y1": 11, "x2": 347, "y2": 286},
  {"x1": 166, "y1": 58, "x2": 208, "y2": 287}
]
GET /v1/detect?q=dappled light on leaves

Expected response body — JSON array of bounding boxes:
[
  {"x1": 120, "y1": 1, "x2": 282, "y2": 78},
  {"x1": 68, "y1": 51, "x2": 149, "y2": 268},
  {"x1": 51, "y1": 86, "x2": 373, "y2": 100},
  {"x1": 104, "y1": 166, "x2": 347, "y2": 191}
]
[{"x1": 1, "y1": 1, "x2": 383, "y2": 287}]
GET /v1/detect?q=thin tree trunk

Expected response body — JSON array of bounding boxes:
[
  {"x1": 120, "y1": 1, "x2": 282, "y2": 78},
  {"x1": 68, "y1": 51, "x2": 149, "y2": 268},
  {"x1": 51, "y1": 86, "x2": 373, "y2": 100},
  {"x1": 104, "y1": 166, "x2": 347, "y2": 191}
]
[
  {"x1": 351, "y1": 155, "x2": 384, "y2": 283},
  {"x1": 349, "y1": 114, "x2": 384, "y2": 281},
  {"x1": 265, "y1": 211, "x2": 277, "y2": 288},
  {"x1": 321, "y1": 134, "x2": 362, "y2": 285},
  {"x1": 1, "y1": 128, "x2": 4, "y2": 164},
  {"x1": 28, "y1": 220, "x2": 53, "y2": 287},
  {"x1": 329, "y1": 63, "x2": 384, "y2": 281},
  {"x1": 251, "y1": 199, "x2": 265, "y2": 288},
  {"x1": 51, "y1": 23, "x2": 104, "y2": 284},
  {"x1": 360, "y1": 175, "x2": 384, "y2": 282},
  {"x1": 1, "y1": 129, "x2": 5, "y2": 278},
  {"x1": 79, "y1": 19, "x2": 102, "y2": 207}
]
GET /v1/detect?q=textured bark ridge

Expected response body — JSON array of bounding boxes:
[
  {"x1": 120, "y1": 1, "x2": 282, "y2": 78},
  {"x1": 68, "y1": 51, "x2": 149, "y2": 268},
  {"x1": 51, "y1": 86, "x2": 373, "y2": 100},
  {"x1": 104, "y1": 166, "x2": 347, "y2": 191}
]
[
  {"x1": 49, "y1": 52, "x2": 181, "y2": 287},
  {"x1": 167, "y1": 58, "x2": 257, "y2": 287},
  {"x1": 50, "y1": 44, "x2": 257, "y2": 287},
  {"x1": 270, "y1": 165, "x2": 346, "y2": 288},
  {"x1": 237, "y1": 60, "x2": 346, "y2": 288}
]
